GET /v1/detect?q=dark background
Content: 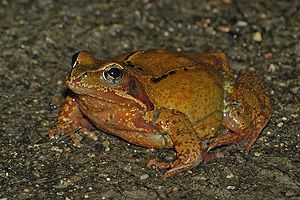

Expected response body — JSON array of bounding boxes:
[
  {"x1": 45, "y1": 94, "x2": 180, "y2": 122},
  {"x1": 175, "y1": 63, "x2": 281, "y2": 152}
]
[{"x1": 1, "y1": 0, "x2": 299, "y2": 199}]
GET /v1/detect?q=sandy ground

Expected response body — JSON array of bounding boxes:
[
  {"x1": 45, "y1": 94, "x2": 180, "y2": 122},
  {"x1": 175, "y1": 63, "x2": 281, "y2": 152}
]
[{"x1": 0, "y1": 0, "x2": 299, "y2": 199}]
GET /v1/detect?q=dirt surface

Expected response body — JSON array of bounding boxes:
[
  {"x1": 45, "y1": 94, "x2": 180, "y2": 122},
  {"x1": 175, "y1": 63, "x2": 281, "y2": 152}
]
[{"x1": 1, "y1": 0, "x2": 299, "y2": 199}]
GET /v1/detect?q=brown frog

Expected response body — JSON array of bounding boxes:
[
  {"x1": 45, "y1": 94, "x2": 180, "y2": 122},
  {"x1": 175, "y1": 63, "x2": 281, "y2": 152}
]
[{"x1": 49, "y1": 49, "x2": 271, "y2": 178}]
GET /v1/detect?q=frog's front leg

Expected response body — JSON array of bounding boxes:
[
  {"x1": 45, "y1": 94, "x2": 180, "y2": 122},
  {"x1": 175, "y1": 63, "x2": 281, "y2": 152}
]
[
  {"x1": 147, "y1": 108, "x2": 204, "y2": 179},
  {"x1": 48, "y1": 93, "x2": 98, "y2": 147}
]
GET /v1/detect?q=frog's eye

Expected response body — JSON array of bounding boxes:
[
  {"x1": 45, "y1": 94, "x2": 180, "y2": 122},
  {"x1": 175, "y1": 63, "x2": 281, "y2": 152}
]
[{"x1": 102, "y1": 63, "x2": 124, "y2": 84}]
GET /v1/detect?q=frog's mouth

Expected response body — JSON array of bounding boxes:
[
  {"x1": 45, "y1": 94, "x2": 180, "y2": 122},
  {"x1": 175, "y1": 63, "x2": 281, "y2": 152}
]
[{"x1": 68, "y1": 82, "x2": 147, "y2": 111}]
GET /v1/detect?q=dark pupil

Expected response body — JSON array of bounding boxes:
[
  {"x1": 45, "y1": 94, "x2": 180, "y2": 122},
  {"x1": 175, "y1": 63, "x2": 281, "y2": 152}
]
[{"x1": 107, "y1": 67, "x2": 122, "y2": 78}]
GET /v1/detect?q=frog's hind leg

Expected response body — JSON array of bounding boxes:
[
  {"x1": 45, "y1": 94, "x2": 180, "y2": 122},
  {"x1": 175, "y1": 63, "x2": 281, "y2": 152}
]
[
  {"x1": 208, "y1": 71, "x2": 271, "y2": 152},
  {"x1": 208, "y1": 111, "x2": 270, "y2": 152},
  {"x1": 245, "y1": 111, "x2": 271, "y2": 150}
]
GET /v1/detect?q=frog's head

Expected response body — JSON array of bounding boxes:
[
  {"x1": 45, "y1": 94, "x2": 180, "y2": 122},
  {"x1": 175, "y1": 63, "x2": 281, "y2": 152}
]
[{"x1": 66, "y1": 51, "x2": 153, "y2": 111}]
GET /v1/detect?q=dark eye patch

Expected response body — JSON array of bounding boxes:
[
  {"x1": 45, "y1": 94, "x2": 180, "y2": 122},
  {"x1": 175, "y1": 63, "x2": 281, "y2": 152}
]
[{"x1": 129, "y1": 79, "x2": 138, "y2": 97}]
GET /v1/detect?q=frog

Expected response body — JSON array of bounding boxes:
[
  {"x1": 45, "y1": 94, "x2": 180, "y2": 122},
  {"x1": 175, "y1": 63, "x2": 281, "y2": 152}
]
[{"x1": 49, "y1": 49, "x2": 271, "y2": 179}]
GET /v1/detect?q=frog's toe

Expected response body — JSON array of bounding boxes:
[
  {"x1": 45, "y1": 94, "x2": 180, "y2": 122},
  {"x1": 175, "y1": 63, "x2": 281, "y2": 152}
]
[
  {"x1": 202, "y1": 150, "x2": 224, "y2": 164},
  {"x1": 164, "y1": 154, "x2": 203, "y2": 179},
  {"x1": 68, "y1": 132, "x2": 82, "y2": 148},
  {"x1": 207, "y1": 125, "x2": 262, "y2": 152},
  {"x1": 48, "y1": 128, "x2": 60, "y2": 139},
  {"x1": 49, "y1": 120, "x2": 96, "y2": 147},
  {"x1": 148, "y1": 157, "x2": 202, "y2": 179},
  {"x1": 48, "y1": 125, "x2": 71, "y2": 139},
  {"x1": 207, "y1": 131, "x2": 241, "y2": 151},
  {"x1": 81, "y1": 128, "x2": 98, "y2": 141},
  {"x1": 147, "y1": 159, "x2": 173, "y2": 169},
  {"x1": 49, "y1": 126, "x2": 82, "y2": 147},
  {"x1": 162, "y1": 155, "x2": 203, "y2": 179},
  {"x1": 162, "y1": 162, "x2": 195, "y2": 179}
]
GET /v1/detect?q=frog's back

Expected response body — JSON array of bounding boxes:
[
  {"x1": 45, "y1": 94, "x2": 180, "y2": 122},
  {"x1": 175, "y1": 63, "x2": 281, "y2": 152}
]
[
  {"x1": 118, "y1": 49, "x2": 234, "y2": 77},
  {"x1": 115, "y1": 49, "x2": 227, "y2": 138}
]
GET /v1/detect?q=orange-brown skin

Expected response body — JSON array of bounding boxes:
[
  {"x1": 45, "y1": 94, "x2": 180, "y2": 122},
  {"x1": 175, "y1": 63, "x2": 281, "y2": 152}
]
[{"x1": 49, "y1": 49, "x2": 271, "y2": 178}]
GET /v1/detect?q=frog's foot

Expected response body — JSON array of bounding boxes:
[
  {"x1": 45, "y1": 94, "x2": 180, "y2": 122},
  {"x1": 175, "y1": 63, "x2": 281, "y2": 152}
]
[
  {"x1": 202, "y1": 150, "x2": 224, "y2": 164},
  {"x1": 49, "y1": 120, "x2": 98, "y2": 147},
  {"x1": 147, "y1": 150, "x2": 221, "y2": 178},
  {"x1": 208, "y1": 114, "x2": 269, "y2": 152},
  {"x1": 49, "y1": 94, "x2": 97, "y2": 147},
  {"x1": 207, "y1": 130, "x2": 247, "y2": 152},
  {"x1": 147, "y1": 159, "x2": 173, "y2": 169},
  {"x1": 147, "y1": 153, "x2": 203, "y2": 179}
]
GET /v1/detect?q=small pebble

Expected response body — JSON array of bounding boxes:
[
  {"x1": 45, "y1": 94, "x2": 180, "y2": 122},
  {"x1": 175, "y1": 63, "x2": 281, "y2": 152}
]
[
  {"x1": 87, "y1": 153, "x2": 96, "y2": 157},
  {"x1": 264, "y1": 52, "x2": 273, "y2": 59},
  {"x1": 277, "y1": 122, "x2": 283, "y2": 127},
  {"x1": 291, "y1": 114, "x2": 298, "y2": 118},
  {"x1": 218, "y1": 26, "x2": 231, "y2": 33},
  {"x1": 140, "y1": 174, "x2": 149, "y2": 180},
  {"x1": 173, "y1": 186, "x2": 179, "y2": 192},
  {"x1": 23, "y1": 188, "x2": 30, "y2": 193},
  {"x1": 226, "y1": 173, "x2": 234, "y2": 178},
  {"x1": 30, "y1": 82, "x2": 41, "y2": 89},
  {"x1": 198, "y1": 176, "x2": 207, "y2": 181},
  {"x1": 254, "y1": 152, "x2": 261, "y2": 157},
  {"x1": 278, "y1": 82, "x2": 287, "y2": 87},
  {"x1": 50, "y1": 146, "x2": 63, "y2": 153},
  {"x1": 57, "y1": 192, "x2": 65, "y2": 196},
  {"x1": 236, "y1": 20, "x2": 248, "y2": 27},
  {"x1": 57, "y1": 80, "x2": 63, "y2": 85},
  {"x1": 260, "y1": 13, "x2": 267, "y2": 19},
  {"x1": 102, "y1": 141, "x2": 111, "y2": 152},
  {"x1": 2, "y1": 0, "x2": 8, "y2": 5},
  {"x1": 253, "y1": 31, "x2": 262, "y2": 42},
  {"x1": 226, "y1": 186, "x2": 236, "y2": 190},
  {"x1": 268, "y1": 64, "x2": 277, "y2": 72}
]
